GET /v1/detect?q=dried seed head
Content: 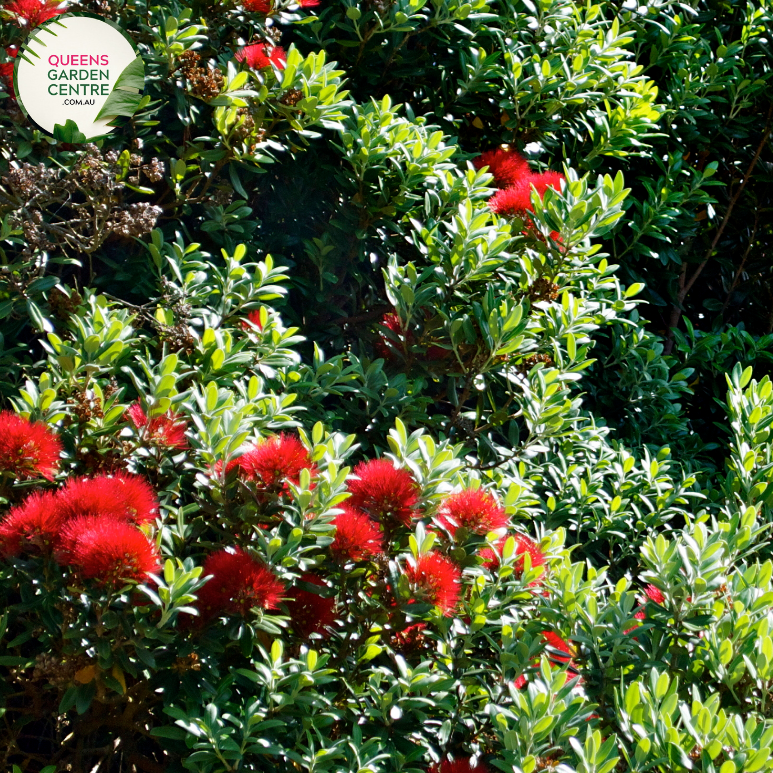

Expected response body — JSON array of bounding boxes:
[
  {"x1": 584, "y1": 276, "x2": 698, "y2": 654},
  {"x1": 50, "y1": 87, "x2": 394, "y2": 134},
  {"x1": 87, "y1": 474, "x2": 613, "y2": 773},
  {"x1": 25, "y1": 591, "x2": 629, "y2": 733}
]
[
  {"x1": 109, "y1": 203, "x2": 163, "y2": 238},
  {"x1": 280, "y1": 88, "x2": 304, "y2": 107},
  {"x1": 517, "y1": 353, "x2": 554, "y2": 374},
  {"x1": 528, "y1": 278, "x2": 560, "y2": 303}
]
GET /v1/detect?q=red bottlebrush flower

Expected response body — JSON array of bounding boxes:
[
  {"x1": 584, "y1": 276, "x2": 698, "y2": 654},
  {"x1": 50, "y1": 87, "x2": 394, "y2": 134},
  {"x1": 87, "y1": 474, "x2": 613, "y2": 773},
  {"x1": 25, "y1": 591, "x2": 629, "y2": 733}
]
[
  {"x1": 125, "y1": 402, "x2": 146, "y2": 429},
  {"x1": 330, "y1": 503, "x2": 384, "y2": 563},
  {"x1": 55, "y1": 473, "x2": 159, "y2": 526},
  {"x1": 425, "y1": 344, "x2": 449, "y2": 361},
  {"x1": 347, "y1": 458, "x2": 419, "y2": 527},
  {"x1": 474, "y1": 147, "x2": 530, "y2": 188},
  {"x1": 0, "y1": 410, "x2": 62, "y2": 481},
  {"x1": 478, "y1": 534, "x2": 506, "y2": 569},
  {"x1": 513, "y1": 534, "x2": 545, "y2": 575},
  {"x1": 236, "y1": 433, "x2": 315, "y2": 493},
  {"x1": 514, "y1": 674, "x2": 528, "y2": 689},
  {"x1": 243, "y1": 0, "x2": 272, "y2": 11},
  {"x1": 542, "y1": 631, "x2": 574, "y2": 660},
  {"x1": 298, "y1": 0, "x2": 319, "y2": 6},
  {"x1": 285, "y1": 572, "x2": 336, "y2": 638},
  {"x1": 236, "y1": 43, "x2": 287, "y2": 70},
  {"x1": 480, "y1": 533, "x2": 546, "y2": 583},
  {"x1": 197, "y1": 548, "x2": 285, "y2": 620},
  {"x1": 381, "y1": 312, "x2": 408, "y2": 337},
  {"x1": 644, "y1": 584, "x2": 665, "y2": 604},
  {"x1": 126, "y1": 402, "x2": 188, "y2": 450},
  {"x1": 429, "y1": 758, "x2": 489, "y2": 773},
  {"x1": 542, "y1": 631, "x2": 579, "y2": 675},
  {"x1": 241, "y1": 309, "x2": 265, "y2": 331},
  {"x1": 62, "y1": 517, "x2": 160, "y2": 585},
  {"x1": 437, "y1": 488, "x2": 508, "y2": 537},
  {"x1": 0, "y1": 59, "x2": 14, "y2": 98},
  {"x1": 626, "y1": 585, "x2": 665, "y2": 634},
  {"x1": 374, "y1": 312, "x2": 412, "y2": 361},
  {"x1": 488, "y1": 179, "x2": 535, "y2": 217},
  {"x1": 2, "y1": 0, "x2": 65, "y2": 27},
  {"x1": 625, "y1": 610, "x2": 647, "y2": 635},
  {"x1": 0, "y1": 490, "x2": 62, "y2": 557},
  {"x1": 391, "y1": 621, "x2": 428, "y2": 654},
  {"x1": 529, "y1": 170, "x2": 565, "y2": 197},
  {"x1": 404, "y1": 552, "x2": 461, "y2": 616},
  {"x1": 213, "y1": 457, "x2": 240, "y2": 478},
  {"x1": 1, "y1": 47, "x2": 20, "y2": 103},
  {"x1": 488, "y1": 171, "x2": 564, "y2": 218}
]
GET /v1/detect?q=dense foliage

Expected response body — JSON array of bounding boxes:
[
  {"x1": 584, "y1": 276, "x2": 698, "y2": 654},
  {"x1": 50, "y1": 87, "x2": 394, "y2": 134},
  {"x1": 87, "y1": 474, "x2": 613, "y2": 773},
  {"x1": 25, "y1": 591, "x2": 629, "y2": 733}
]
[{"x1": 1, "y1": 0, "x2": 773, "y2": 770}]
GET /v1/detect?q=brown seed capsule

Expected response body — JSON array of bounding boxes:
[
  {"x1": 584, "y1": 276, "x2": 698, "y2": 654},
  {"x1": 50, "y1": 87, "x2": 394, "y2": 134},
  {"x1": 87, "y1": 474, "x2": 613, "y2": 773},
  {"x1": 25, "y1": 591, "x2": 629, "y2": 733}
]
[{"x1": 528, "y1": 277, "x2": 560, "y2": 303}]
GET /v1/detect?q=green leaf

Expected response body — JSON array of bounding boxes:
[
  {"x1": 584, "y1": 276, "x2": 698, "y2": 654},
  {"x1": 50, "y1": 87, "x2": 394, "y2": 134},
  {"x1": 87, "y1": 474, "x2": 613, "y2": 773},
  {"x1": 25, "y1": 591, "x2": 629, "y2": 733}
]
[
  {"x1": 113, "y1": 56, "x2": 146, "y2": 91},
  {"x1": 59, "y1": 686, "x2": 78, "y2": 714},
  {"x1": 97, "y1": 89, "x2": 143, "y2": 122},
  {"x1": 360, "y1": 644, "x2": 382, "y2": 662},
  {"x1": 95, "y1": 57, "x2": 145, "y2": 121},
  {"x1": 151, "y1": 726, "x2": 190, "y2": 740},
  {"x1": 53, "y1": 119, "x2": 87, "y2": 144}
]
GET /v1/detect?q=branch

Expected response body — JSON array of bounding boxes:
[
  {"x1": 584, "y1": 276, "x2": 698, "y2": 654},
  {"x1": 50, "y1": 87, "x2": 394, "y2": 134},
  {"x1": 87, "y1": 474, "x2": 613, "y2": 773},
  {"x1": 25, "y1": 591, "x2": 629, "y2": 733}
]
[
  {"x1": 721, "y1": 210, "x2": 760, "y2": 314},
  {"x1": 663, "y1": 102, "x2": 773, "y2": 355}
]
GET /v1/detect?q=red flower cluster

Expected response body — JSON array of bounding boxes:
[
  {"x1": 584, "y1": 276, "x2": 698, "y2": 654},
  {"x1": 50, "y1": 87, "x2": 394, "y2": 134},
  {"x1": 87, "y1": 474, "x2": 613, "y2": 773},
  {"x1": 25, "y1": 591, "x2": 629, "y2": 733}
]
[
  {"x1": 474, "y1": 148, "x2": 530, "y2": 188},
  {"x1": 236, "y1": 43, "x2": 287, "y2": 70},
  {"x1": 0, "y1": 473, "x2": 160, "y2": 586},
  {"x1": 374, "y1": 313, "x2": 412, "y2": 361},
  {"x1": 475, "y1": 148, "x2": 564, "y2": 239},
  {"x1": 428, "y1": 758, "x2": 489, "y2": 773},
  {"x1": 479, "y1": 533, "x2": 546, "y2": 584},
  {"x1": 0, "y1": 490, "x2": 60, "y2": 556},
  {"x1": 542, "y1": 631, "x2": 576, "y2": 666},
  {"x1": 126, "y1": 402, "x2": 188, "y2": 450},
  {"x1": 197, "y1": 547, "x2": 284, "y2": 620},
  {"x1": 374, "y1": 311, "x2": 448, "y2": 364},
  {"x1": 347, "y1": 458, "x2": 419, "y2": 527},
  {"x1": 235, "y1": 433, "x2": 315, "y2": 493},
  {"x1": 330, "y1": 503, "x2": 384, "y2": 562},
  {"x1": 242, "y1": 0, "x2": 319, "y2": 9},
  {"x1": 644, "y1": 583, "x2": 665, "y2": 604},
  {"x1": 0, "y1": 410, "x2": 62, "y2": 481},
  {"x1": 392, "y1": 621, "x2": 428, "y2": 655},
  {"x1": 404, "y1": 551, "x2": 462, "y2": 616},
  {"x1": 54, "y1": 472, "x2": 158, "y2": 526},
  {"x1": 1, "y1": 0, "x2": 65, "y2": 27},
  {"x1": 515, "y1": 630, "x2": 580, "y2": 690},
  {"x1": 285, "y1": 572, "x2": 336, "y2": 637},
  {"x1": 437, "y1": 488, "x2": 508, "y2": 537},
  {"x1": 60, "y1": 517, "x2": 160, "y2": 585},
  {"x1": 0, "y1": 46, "x2": 18, "y2": 98},
  {"x1": 241, "y1": 309, "x2": 265, "y2": 331},
  {"x1": 243, "y1": 0, "x2": 272, "y2": 11},
  {"x1": 327, "y1": 458, "x2": 419, "y2": 567},
  {"x1": 625, "y1": 583, "x2": 666, "y2": 634}
]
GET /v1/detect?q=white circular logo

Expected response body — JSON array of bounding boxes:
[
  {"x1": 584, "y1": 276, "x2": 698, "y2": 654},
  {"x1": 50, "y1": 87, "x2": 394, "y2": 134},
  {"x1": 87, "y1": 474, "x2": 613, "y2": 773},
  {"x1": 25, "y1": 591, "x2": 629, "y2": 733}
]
[{"x1": 14, "y1": 14, "x2": 144, "y2": 141}]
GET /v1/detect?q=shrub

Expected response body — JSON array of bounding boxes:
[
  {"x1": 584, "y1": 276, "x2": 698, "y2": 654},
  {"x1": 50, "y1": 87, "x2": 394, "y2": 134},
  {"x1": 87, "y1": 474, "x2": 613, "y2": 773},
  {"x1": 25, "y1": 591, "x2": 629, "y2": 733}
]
[{"x1": 1, "y1": 0, "x2": 773, "y2": 770}]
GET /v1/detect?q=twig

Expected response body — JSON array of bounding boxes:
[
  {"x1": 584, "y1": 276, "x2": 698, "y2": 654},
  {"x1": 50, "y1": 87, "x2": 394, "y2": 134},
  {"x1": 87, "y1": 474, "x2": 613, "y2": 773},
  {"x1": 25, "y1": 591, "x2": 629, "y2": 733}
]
[
  {"x1": 664, "y1": 103, "x2": 773, "y2": 354},
  {"x1": 721, "y1": 211, "x2": 760, "y2": 314}
]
